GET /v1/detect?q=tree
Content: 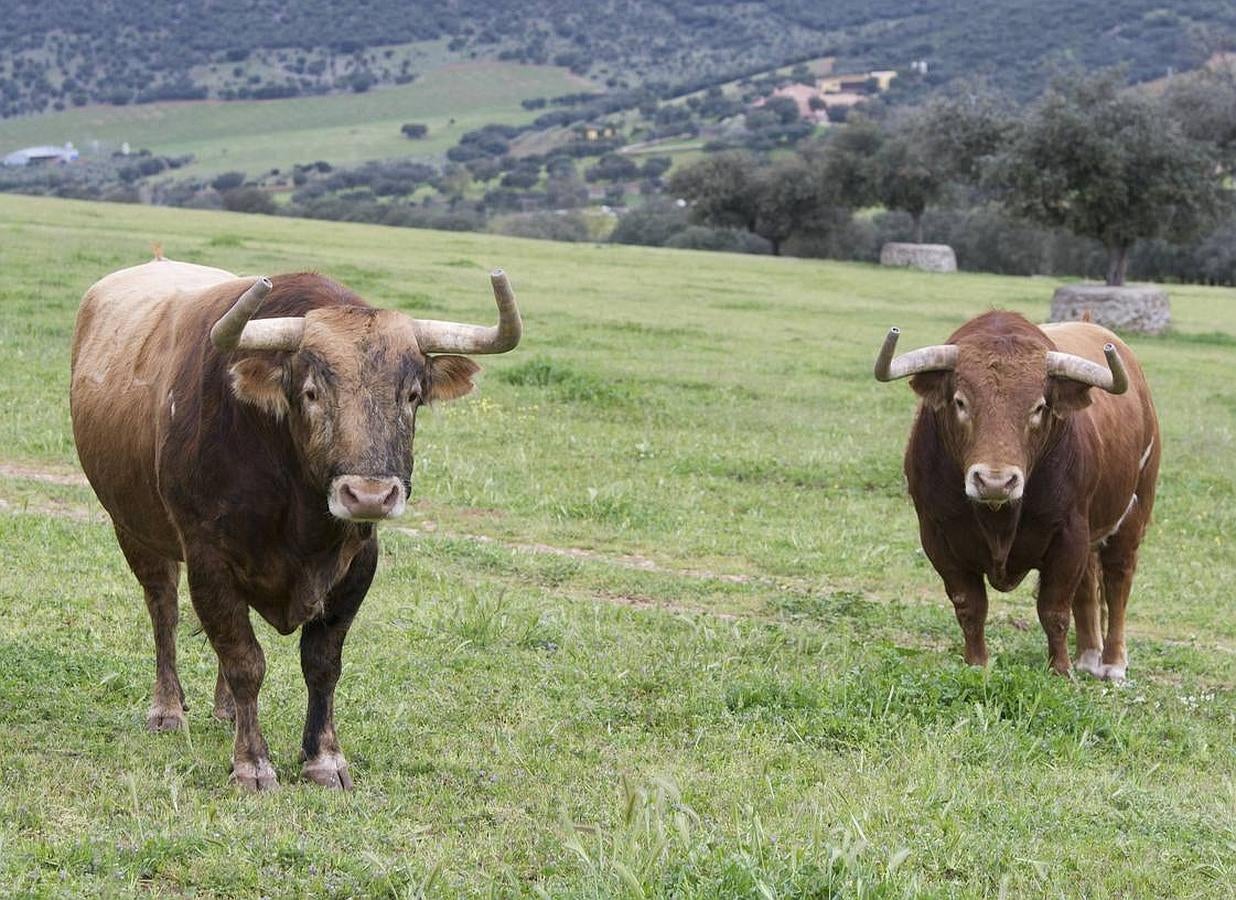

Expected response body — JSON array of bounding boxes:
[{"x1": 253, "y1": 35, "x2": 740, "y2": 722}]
[
  {"x1": 1162, "y1": 65, "x2": 1236, "y2": 169},
  {"x1": 818, "y1": 118, "x2": 884, "y2": 209},
  {"x1": 916, "y1": 82, "x2": 1016, "y2": 183},
  {"x1": 669, "y1": 151, "x2": 761, "y2": 236},
  {"x1": 752, "y1": 155, "x2": 838, "y2": 256},
  {"x1": 820, "y1": 115, "x2": 945, "y2": 243},
  {"x1": 670, "y1": 151, "x2": 842, "y2": 256},
  {"x1": 988, "y1": 71, "x2": 1225, "y2": 286},
  {"x1": 873, "y1": 124, "x2": 945, "y2": 244}
]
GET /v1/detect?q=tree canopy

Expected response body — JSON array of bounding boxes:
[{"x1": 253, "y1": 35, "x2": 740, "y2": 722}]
[{"x1": 986, "y1": 71, "x2": 1227, "y2": 285}]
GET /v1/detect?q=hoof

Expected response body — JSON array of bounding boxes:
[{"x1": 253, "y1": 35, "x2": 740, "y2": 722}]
[
  {"x1": 1075, "y1": 649, "x2": 1105, "y2": 679},
  {"x1": 302, "y1": 752, "x2": 353, "y2": 790},
  {"x1": 230, "y1": 758, "x2": 278, "y2": 791},
  {"x1": 146, "y1": 704, "x2": 187, "y2": 732},
  {"x1": 1099, "y1": 663, "x2": 1127, "y2": 683}
]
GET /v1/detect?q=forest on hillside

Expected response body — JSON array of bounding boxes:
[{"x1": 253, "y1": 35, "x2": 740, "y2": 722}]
[{"x1": 2, "y1": 0, "x2": 1233, "y2": 117}]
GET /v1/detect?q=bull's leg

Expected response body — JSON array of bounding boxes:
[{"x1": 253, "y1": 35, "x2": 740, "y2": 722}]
[
  {"x1": 299, "y1": 540, "x2": 377, "y2": 790},
  {"x1": 186, "y1": 560, "x2": 276, "y2": 790},
  {"x1": 213, "y1": 668, "x2": 235, "y2": 722},
  {"x1": 1072, "y1": 552, "x2": 1105, "y2": 678},
  {"x1": 934, "y1": 569, "x2": 990, "y2": 667},
  {"x1": 1097, "y1": 545, "x2": 1141, "y2": 683},
  {"x1": 114, "y1": 527, "x2": 186, "y2": 732},
  {"x1": 1037, "y1": 521, "x2": 1090, "y2": 675}
]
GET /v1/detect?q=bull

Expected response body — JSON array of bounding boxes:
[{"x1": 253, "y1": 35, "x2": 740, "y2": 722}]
[
  {"x1": 874, "y1": 311, "x2": 1160, "y2": 680},
  {"x1": 70, "y1": 256, "x2": 522, "y2": 789}
]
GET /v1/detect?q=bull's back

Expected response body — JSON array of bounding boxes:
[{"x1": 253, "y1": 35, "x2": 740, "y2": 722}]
[
  {"x1": 71, "y1": 260, "x2": 237, "y2": 555},
  {"x1": 1040, "y1": 321, "x2": 1160, "y2": 537}
]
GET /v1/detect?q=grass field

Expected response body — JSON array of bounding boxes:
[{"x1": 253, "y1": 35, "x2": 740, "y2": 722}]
[
  {"x1": 0, "y1": 61, "x2": 594, "y2": 178},
  {"x1": 0, "y1": 194, "x2": 1233, "y2": 896}
]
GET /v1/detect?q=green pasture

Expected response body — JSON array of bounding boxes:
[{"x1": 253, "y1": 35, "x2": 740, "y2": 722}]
[
  {"x1": 0, "y1": 194, "x2": 1232, "y2": 896},
  {"x1": 0, "y1": 61, "x2": 592, "y2": 177}
]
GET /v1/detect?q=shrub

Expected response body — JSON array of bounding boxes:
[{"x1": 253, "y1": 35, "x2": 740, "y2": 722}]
[{"x1": 221, "y1": 187, "x2": 276, "y2": 215}]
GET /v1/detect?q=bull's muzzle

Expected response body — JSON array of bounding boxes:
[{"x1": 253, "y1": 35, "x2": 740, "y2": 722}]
[
  {"x1": 328, "y1": 475, "x2": 407, "y2": 522},
  {"x1": 965, "y1": 464, "x2": 1024, "y2": 508}
]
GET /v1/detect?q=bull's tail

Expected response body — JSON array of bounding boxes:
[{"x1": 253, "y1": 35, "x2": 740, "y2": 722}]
[{"x1": 151, "y1": 242, "x2": 165, "y2": 261}]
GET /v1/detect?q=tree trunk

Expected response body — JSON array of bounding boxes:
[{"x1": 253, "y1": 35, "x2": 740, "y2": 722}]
[
  {"x1": 1105, "y1": 244, "x2": 1130, "y2": 287},
  {"x1": 912, "y1": 212, "x2": 924, "y2": 245},
  {"x1": 769, "y1": 237, "x2": 782, "y2": 256}
]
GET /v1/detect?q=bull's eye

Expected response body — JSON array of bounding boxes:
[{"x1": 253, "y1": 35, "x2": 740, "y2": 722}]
[
  {"x1": 1030, "y1": 399, "x2": 1047, "y2": 425},
  {"x1": 303, "y1": 383, "x2": 318, "y2": 404},
  {"x1": 953, "y1": 394, "x2": 968, "y2": 415}
]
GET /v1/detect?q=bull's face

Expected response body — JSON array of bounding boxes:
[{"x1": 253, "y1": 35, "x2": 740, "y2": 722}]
[
  {"x1": 910, "y1": 342, "x2": 1092, "y2": 509},
  {"x1": 230, "y1": 309, "x2": 479, "y2": 521},
  {"x1": 214, "y1": 271, "x2": 521, "y2": 524},
  {"x1": 874, "y1": 311, "x2": 1128, "y2": 510}
]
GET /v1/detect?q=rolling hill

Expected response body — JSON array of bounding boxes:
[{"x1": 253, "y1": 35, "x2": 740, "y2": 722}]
[{"x1": 2, "y1": 0, "x2": 1234, "y2": 119}]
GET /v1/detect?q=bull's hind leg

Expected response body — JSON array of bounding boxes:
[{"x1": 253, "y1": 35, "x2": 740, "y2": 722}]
[
  {"x1": 299, "y1": 540, "x2": 377, "y2": 790},
  {"x1": 1097, "y1": 530, "x2": 1145, "y2": 682},
  {"x1": 1098, "y1": 458, "x2": 1157, "y2": 682},
  {"x1": 114, "y1": 527, "x2": 186, "y2": 731},
  {"x1": 1072, "y1": 553, "x2": 1105, "y2": 678}
]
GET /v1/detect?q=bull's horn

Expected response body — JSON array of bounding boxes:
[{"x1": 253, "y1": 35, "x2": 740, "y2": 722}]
[
  {"x1": 1046, "y1": 344, "x2": 1129, "y2": 394},
  {"x1": 210, "y1": 276, "x2": 305, "y2": 352},
  {"x1": 409, "y1": 269, "x2": 522, "y2": 355},
  {"x1": 874, "y1": 327, "x2": 958, "y2": 381}
]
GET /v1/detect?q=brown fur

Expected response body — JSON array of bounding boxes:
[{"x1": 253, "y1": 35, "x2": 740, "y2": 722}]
[
  {"x1": 901, "y1": 311, "x2": 1160, "y2": 675},
  {"x1": 71, "y1": 260, "x2": 479, "y2": 789}
]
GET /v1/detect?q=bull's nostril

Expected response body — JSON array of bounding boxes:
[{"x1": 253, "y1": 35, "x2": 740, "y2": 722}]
[
  {"x1": 382, "y1": 485, "x2": 399, "y2": 509},
  {"x1": 341, "y1": 485, "x2": 360, "y2": 507}
]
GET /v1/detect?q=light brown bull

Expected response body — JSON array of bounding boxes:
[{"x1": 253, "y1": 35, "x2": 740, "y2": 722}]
[{"x1": 71, "y1": 256, "x2": 522, "y2": 789}]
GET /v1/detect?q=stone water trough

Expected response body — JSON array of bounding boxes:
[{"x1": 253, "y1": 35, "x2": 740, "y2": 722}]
[
  {"x1": 879, "y1": 242, "x2": 957, "y2": 273},
  {"x1": 1049, "y1": 284, "x2": 1170, "y2": 335}
]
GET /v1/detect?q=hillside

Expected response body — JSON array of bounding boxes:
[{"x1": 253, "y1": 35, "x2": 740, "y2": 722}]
[
  {"x1": 0, "y1": 59, "x2": 593, "y2": 177},
  {"x1": 3, "y1": 0, "x2": 1234, "y2": 118},
  {"x1": 1, "y1": 194, "x2": 1234, "y2": 894}
]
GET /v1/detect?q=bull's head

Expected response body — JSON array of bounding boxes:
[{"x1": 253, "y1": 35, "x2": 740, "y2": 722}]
[
  {"x1": 210, "y1": 272, "x2": 521, "y2": 522},
  {"x1": 874, "y1": 313, "x2": 1128, "y2": 508}
]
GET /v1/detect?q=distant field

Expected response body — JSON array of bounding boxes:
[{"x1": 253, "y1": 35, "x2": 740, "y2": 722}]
[
  {"x1": 0, "y1": 195, "x2": 1233, "y2": 896},
  {"x1": 0, "y1": 61, "x2": 594, "y2": 177}
]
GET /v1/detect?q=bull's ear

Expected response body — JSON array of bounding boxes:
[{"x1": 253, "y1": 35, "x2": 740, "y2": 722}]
[
  {"x1": 229, "y1": 357, "x2": 288, "y2": 418},
  {"x1": 908, "y1": 370, "x2": 952, "y2": 409},
  {"x1": 426, "y1": 355, "x2": 481, "y2": 404},
  {"x1": 1048, "y1": 377, "x2": 1093, "y2": 415}
]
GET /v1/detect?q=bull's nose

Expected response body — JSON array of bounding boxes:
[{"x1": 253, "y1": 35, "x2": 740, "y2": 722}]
[
  {"x1": 966, "y1": 464, "x2": 1024, "y2": 505},
  {"x1": 328, "y1": 476, "x2": 406, "y2": 521}
]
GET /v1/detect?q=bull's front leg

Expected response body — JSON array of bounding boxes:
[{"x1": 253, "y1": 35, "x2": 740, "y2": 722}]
[
  {"x1": 1037, "y1": 519, "x2": 1091, "y2": 676},
  {"x1": 919, "y1": 520, "x2": 990, "y2": 666},
  {"x1": 299, "y1": 540, "x2": 377, "y2": 789},
  {"x1": 186, "y1": 556, "x2": 277, "y2": 790},
  {"x1": 944, "y1": 571, "x2": 990, "y2": 667}
]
